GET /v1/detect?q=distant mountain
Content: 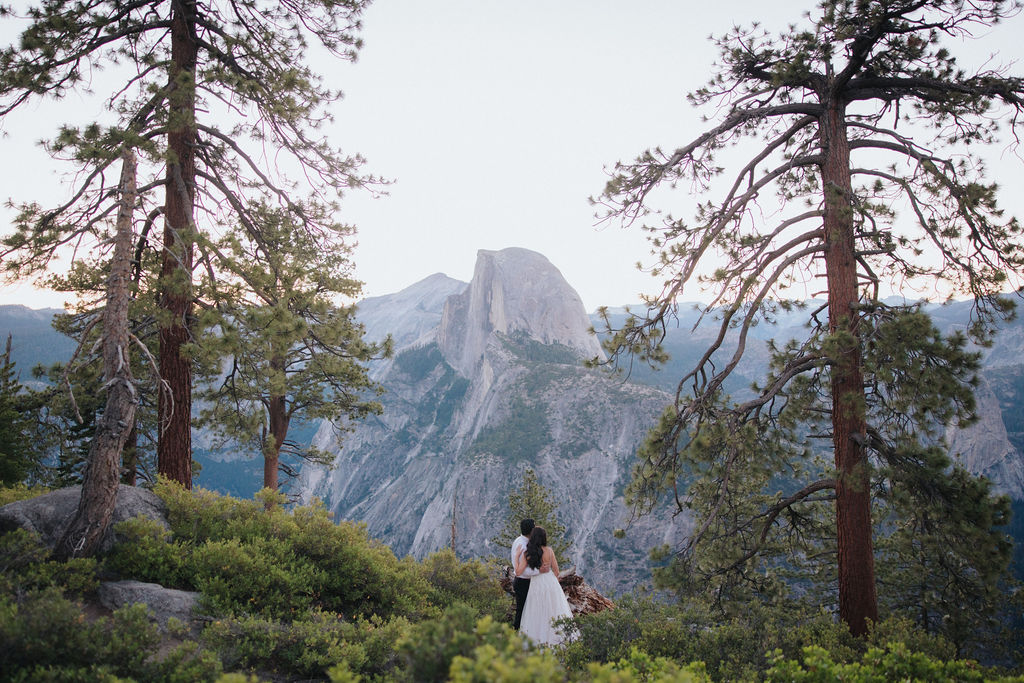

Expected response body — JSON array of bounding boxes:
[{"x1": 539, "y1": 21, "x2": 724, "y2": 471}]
[
  {"x1": 596, "y1": 298, "x2": 1024, "y2": 499},
  {"x1": 0, "y1": 305, "x2": 76, "y2": 379},
  {"x1": 297, "y1": 248, "x2": 686, "y2": 593},
  {"x1": 4, "y1": 259, "x2": 1023, "y2": 590}
]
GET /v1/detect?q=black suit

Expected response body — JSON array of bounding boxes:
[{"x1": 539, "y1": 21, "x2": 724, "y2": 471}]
[
  {"x1": 513, "y1": 575, "x2": 531, "y2": 630},
  {"x1": 512, "y1": 536, "x2": 532, "y2": 629}
]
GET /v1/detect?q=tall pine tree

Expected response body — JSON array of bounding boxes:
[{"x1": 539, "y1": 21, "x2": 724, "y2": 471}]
[{"x1": 597, "y1": 0, "x2": 1024, "y2": 636}]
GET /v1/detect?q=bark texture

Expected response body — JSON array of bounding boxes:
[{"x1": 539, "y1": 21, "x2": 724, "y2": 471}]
[
  {"x1": 157, "y1": 0, "x2": 198, "y2": 487},
  {"x1": 55, "y1": 150, "x2": 139, "y2": 560},
  {"x1": 265, "y1": 391, "x2": 289, "y2": 492},
  {"x1": 820, "y1": 92, "x2": 877, "y2": 636}
]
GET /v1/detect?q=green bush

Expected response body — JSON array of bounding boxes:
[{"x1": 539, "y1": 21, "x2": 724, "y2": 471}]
[
  {"x1": 148, "y1": 481, "x2": 431, "y2": 621},
  {"x1": 106, "y1": 517, "x2": 185, "y2": 587},
  {"x1": 397, "y1": 603, "x2": 523, "y2": 683},
  {"x1": 448, "y1": 641, "x2": 566, "y2": 683},
  {"x1": 763, "y1": 643, "x2": 1024, "y2": 682},
  {"x1": 1, "y1": 528, "x2": 98, "y2": 597},
  {"x1": 202, "y1": 609, "x2": 365, "y2": 678},
  {"x1": 583, "y1": 648, "x2": 711, "y2": 683},
  {"x1": 0, "y1": 483, "x2": 50, "y2": 506},
  {"x1": 563, "y1": 596, "x2": 863, "y2": 681},
  {"x1": 201, "y1": 609, "x2": 412, "y2": 680},
  {"x1": 284, "y1": 501, "x2": 430, "y2": 619},
  {"x1": 347, "y1": 613, "x2": 411, "y2": 680},
  {"x1": 189, "y1": 537, "x2": 315, "y2": 618},
  {"x1": 0, "y1": 588, "x2": 221, "y2": 682},
  {"x1": 448, "y1": 643, "x2": 713, "y2": 683},
  {"x1": 419, "y1": 549, "x2": 508, "y2": 619}
]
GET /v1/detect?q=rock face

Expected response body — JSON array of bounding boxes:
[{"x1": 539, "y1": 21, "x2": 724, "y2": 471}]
[
  {"x1": 359, "y1": 273, "x2": 468, "y2": 350},
  {"x1": 298, "y1": 248, "x2": 687, "y2": 594},
  {"x1": 0, "y1": 485, "x2": 169, "y2": 553},
  {"x1": 99, "y1": 580, "x2": 201, "y2": 632},
  {"x1": 437, "y1": 248, "x2": 604, "y2": 377},
  {"x1": 299, "y1": 254, "x2": 1024, "y2": 594},
  {"x1": 946, "y1": 376, "x2": 1024, "y2": 496}
]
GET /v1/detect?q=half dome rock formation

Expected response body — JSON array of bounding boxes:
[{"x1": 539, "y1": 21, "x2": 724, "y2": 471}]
[
  {"x1": 297, "y1": 248, "x2": 684, "y2": 593},
  {"x1": 438, "y1": 248, "x2": 605, "y2": 377}
]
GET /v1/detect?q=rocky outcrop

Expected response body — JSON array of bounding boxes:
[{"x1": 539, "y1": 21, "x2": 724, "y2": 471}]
[
  {"x1": 298, "y1": 248, "x2": 685, "y2": 594},
  {"x1": 437, "y1": 248, "x2": 604, "y2": 377},
  {"x1": 0, "y1": 485, "x2": 168, "y2": 553},
  {"x1": 946, "y1": 376, "x2": 1024, "y2": 496},
  {"x1": 98, "y1": 580, "x2": 201, "y2": 632}
]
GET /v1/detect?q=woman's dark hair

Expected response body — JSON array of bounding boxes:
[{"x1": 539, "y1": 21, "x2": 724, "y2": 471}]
[{"x1": 525, "y1": 526, "x2": 547, "y2": 569}]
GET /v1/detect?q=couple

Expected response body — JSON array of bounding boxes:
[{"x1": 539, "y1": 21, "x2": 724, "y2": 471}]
[{"x1": 510, "y1": 518, "x2": 573, "y2": 646}]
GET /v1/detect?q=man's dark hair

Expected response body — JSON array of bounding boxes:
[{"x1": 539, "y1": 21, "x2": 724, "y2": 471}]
[{"x1": 520, "y1": 518, "x2": 535, "y2": 536}]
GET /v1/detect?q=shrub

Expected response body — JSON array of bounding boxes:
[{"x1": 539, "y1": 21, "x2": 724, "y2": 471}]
[
  {"x1": 583, "y1": 648, "x2": 712, "y2": 683},
  {"x1": 348, "y1": 613, "x2": 411, "y2": 680},
  {"x1": 763, "y1": 643, "x2": 1024, "y2": 682},
  {"x1": 448, "y1": 643, "x2": 713, "y2": 683},
  {"x1": 105, "y1": 516, "x2": 185, "y2": 586},
  {"x1": 397, "y1": 603, "x2": 524, "y2": 683},
  {"x1": 202, "y1": 609, "x2": 365, "y2": 678},
  {"x1": 0, "y1": 483, "x2": 50, "y2": 506},
  {"x1": 563, "y1": 595, "x2": 863, "y2": 681},
  {"x1": 0, "y1": 587, "x2": 222, "y2": 682},
  {"x1": 866, "y1": 616, "x2": 957, "y2": 661},
  {"x1": 189, "y1": 537, "x2": 315, "y2": 619},
  {"x1": 285, "y1": 500, "x2": 430, "y2": 619},
  {"x1": 1, "y1": 528, "x2": 98, "y2": 597},
  {"x1": 149, "y1": 481, "x2": 432, "y2": 621},
  {"x1": 448, "y1": 641, "x2": 566, "y2": 683},
  {"x1": 419, "y1": 548, "x2": 509, "y2": 619}
]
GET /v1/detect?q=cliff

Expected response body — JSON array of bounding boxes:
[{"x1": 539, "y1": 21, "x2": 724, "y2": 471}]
[{"x1": 297, "y1": 248, "x2": 685, "y2": 593}]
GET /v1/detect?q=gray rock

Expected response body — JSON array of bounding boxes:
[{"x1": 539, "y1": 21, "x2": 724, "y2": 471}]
[
  {"x1": 0, "y1": 484, "x2": 169, "y2": 553},
  {"x1": 438, "y1": 248, "x2": 605, "y2": 377},
  {"x1": 99, "y1": 580, "x2": 200, "y2": 632},
  {"x1": 298, "y1": 248, "x2": 686, "y2": 594},
  {"x1": 358, "y1": 272, "x2": 468, "y2": 348},
  {"x1": 946, "y1": 376, "x2": 1024, "y2": 498}
]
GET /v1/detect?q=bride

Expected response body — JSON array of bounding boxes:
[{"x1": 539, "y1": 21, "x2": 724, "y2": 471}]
[{"x1": 514, "y1": 526, "x2": 574, "y2": 646}]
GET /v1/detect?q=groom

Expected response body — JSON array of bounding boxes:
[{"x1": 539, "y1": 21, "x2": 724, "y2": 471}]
[{"x1": 511, "y1": 518, "x2": 549, "y2": 630}]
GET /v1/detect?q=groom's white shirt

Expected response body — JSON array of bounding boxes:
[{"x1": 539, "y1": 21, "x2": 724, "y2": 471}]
[{"x1": 511, "y1": 535, "x2": 539, "y2": 578}]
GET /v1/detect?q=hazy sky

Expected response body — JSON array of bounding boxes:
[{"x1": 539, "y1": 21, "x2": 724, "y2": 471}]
[{"x1": 1, "y1": 1, "x2": 1021, "y2": 311}]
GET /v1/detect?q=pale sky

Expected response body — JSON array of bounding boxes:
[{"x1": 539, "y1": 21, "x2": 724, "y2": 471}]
[{"x1": 1, "y1": 1, "x2": 1022, "y2": 311}]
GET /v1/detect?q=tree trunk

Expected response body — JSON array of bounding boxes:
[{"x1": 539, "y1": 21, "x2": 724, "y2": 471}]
[
  {"x1": 157, "y1": 0, "x2": 198, "y2": 488},
  {"x1": 264, "y1": 392, "x2": 288, "y2": 492},
  {"x1": 55, "y1": 150, "x2": 139, "y2": 560},
  {"x1": 819, "y1": 93, "x2": 878, "y2": 637},
  {"x1": 120, "y1": 424, "x2": 138, "y2": 486}
]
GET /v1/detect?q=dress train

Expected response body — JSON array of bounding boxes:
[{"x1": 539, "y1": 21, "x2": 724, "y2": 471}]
[{"x1": 519, "y1": 571, "x2": 573, "y2": 646}]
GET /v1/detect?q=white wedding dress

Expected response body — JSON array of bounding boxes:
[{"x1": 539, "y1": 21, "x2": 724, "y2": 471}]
[{"x1": 519, "y1": 569, "x2": 574, "y2": 646}]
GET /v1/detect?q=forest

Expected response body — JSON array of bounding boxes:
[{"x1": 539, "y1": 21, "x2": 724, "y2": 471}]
[{"x1": 3, "y1": 0, "x2": 1024, "y2": 680}]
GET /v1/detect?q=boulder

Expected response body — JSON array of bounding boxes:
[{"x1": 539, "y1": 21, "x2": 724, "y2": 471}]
[
  {"x1": 99, "y1": 580, "x2": 201, "y2": 632},
  {"x1": 0, "y1": 484, "x2": 169, "y2": 554}
]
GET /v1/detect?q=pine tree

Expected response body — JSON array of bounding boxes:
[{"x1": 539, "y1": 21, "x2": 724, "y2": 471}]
[
  {"x1": 0, "y1": 335, "x2": 36, "y2": 485},
  {"x1": 492, "y1": 468, "x2": 571, "y2": 563},
  {"x1": 193, "y1": 203, "x2": 389, "y2": 493},
  {"x1": 596, "y1": 0, "x2": 1024, "y2": 636},
  {"x1": 56, "y1": 149, "x2": 140, "y2": 560},
  {"x1": 0, "y1": 0, "x2": 376, "y2": 488}
]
